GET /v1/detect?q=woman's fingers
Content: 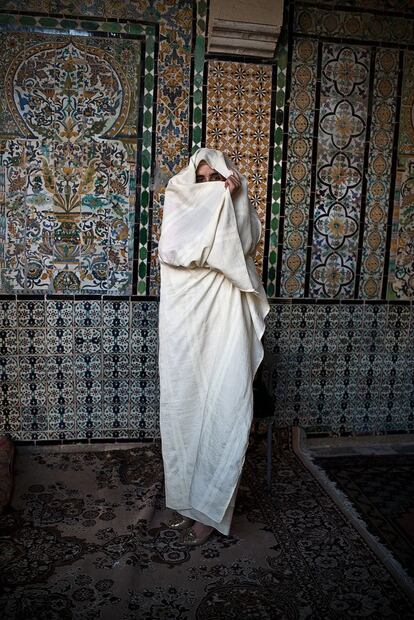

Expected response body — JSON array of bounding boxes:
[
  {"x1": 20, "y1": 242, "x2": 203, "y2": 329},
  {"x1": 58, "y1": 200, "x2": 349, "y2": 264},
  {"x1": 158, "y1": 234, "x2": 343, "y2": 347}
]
[{"x1": 224, "y1": 173, "x2": 241, "y2": 195}]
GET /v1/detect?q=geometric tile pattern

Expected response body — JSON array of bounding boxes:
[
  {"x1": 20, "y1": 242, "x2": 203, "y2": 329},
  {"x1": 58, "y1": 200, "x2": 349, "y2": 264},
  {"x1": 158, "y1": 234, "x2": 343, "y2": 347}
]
[
  {"x1": 135, "y1": 29, "x2": 156, "y2": 295},
  {"x1": 359, "y1": 48, "x2": 399, "y2": 299},
  {"x1": 267, "y1": 34, "x2": 288, "y2": 297},
  {"x1": 388, "y1": 50, "x2": 414, "y2": 300},
  {"x1": 2, "y1": 298, "x2": 413, "y2": 442},
  {"x1": 206, "y1": 60, "x2": 273, "y2": 273},
  {"x1": 294, "y1": 4, "x2": 414, "y2": 45},
  {"x1": 0, "y1": 299, "x2": 159, "y2": 441},
  {"x1": 310, "y1": 43, "x2": 370, "y2": 298},
  {"x1": 191, "y1": 0, "x2": 207, "y2": 154},
  {"x1": 263, "y1": 301, "x2": 414, "y2": 435},
  {"x1": 147, "y1": 2, "x2": 193, "y2": 296},
  {"x1": 280, "y1": 38, "x2": 317, "y2": 297}
]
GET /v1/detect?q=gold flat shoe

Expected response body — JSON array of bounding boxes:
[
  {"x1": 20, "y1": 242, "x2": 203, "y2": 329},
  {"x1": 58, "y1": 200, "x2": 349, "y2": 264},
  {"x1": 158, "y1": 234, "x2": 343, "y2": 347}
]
[
  {"x1": 178, "y1": 526, "x2": 214, "y2": 547},
  {"x1": 166, "y1": 513, "x2": 194, "y2": 530}
]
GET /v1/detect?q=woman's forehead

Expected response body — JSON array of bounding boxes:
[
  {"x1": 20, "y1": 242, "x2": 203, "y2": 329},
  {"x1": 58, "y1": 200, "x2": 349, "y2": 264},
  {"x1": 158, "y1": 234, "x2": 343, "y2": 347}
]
[{"x1": 196, "y1": 161, "x2": 216, "y2": 174}]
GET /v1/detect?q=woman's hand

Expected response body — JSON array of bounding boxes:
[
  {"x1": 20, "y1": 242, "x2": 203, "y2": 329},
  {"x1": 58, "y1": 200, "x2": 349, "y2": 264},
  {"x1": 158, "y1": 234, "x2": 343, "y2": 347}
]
[{"x1": 224, "y1": 173, "x2": 241, "y2": 196}]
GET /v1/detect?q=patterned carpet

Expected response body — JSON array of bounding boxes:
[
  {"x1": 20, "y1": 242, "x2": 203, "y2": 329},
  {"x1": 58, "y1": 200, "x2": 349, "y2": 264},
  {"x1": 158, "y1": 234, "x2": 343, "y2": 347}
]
[
  {"x1": 1, "y1": 431, "x2": 414, "y2": 619},
  {"x1": 313, "y1": 454, "x2": 414, "y2": 582}
]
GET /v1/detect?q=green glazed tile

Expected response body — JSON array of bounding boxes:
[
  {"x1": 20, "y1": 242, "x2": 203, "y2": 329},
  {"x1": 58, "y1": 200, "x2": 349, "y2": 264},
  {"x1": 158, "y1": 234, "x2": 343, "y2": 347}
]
[
  {"x1": 101, "y1": 22, "x2": 122, "y2": 32},
  {"x1": 39, "y1": 17, "x2": 58, "y2": 27},
  {"x1": 138, "y1": 262, "x2": 147, "y2": 278},
  {"x1": 20, "y1": 16, "x2": 37, "y2": 26},
  {"x1": 193, "y1": 108, "x2": 202, "y2": 124},
  {"x1": 61, "y1": 19, "x2": 79, "y2": 29},
  {"x1": 0, "y1": 14, "x2": 15, "y2": 24},
  {"x1": 274, "y1": 127, "x2": 283, "y2": 143},
  {"x1": 272, "y1": 195, "x2": 280, "y2": 209},
  {"x1": 144, "y1": 75, "x2": 154, "y2": 91},
  {"x1": 274, "y1": 144, "x2": 282, "y2": 158},
  {"x1": 276, "y1": 91, "x2": 285, "y2": 108},
  {"x1": 141, "y1": 151, "x2": 151, "y2": 170},
  {"x1": 270, "y1": 232, "x2": 278, "y2": 246},
  {"x1": 127, "y1": 24, "x2": 145, "y2": 35},
  {"x1": 145, "y1": 56, "x2": 153, "y2": 72},
  {"x1": 192, "y1": 127, "x2": 202, "y2": 143},
  {"x1": 267, "y1": 283, "x2": 275, "y2": 297},
  {"x1": 140, "y1": 247, "x2": 147, "y2": 260},
  {"x1": 139, "y1": 227, "x2": 147, "y2": 244},
  {"x1": 143, "y1": 111, "x2": 152, "y2": 128},
  {"x1": 141, "y1": 191, "x2": 149, "y2": 209},
  {"x1": 142, "y1": 130, "x2": 152, "y2": 148},
  {"x1": 140, "y1": 211, "x2": 148, "y2": 226},
  {"x1": 144, "y1": 93, "x2": 152, "y2": 109},
  {"x1": 137, "y1": 281, "x2": 146, "y2": 294},
  {"x1": 80, "y1": 21, "x2": 99, "y2": 31},
  {"x1": 142, "y1": 171, "x2": 150, "y2": 187},
  {"x1": 273, "y1": 165, "x2": 282, "y2": 182},
  {"x1": 269, "y1": 250, "x2": 277, "y2": 265}
]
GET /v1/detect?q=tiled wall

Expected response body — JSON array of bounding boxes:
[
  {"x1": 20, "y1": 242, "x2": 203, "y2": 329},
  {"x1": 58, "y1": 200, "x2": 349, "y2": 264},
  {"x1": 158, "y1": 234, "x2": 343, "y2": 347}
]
[
  {"x1": 0, "y1": 298, "x2": 158, "y2": 441},
  {"x1": 0, "y1": 0, "x2": 413, "y2": 441},
  {"x1": 263, "y1": 301, "x2": 414, "y2": 435}
]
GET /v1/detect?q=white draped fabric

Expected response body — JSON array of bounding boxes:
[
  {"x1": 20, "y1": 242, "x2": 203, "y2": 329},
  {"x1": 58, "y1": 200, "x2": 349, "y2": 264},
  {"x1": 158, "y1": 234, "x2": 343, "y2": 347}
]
[{"x1": 158, "y1": 148, "x2": 269, "y2": 534}]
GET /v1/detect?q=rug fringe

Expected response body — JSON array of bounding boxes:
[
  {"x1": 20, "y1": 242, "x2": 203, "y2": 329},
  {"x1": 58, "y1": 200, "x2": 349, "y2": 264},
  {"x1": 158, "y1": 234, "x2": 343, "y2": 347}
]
[{"x1": 291, "y1": 426, "x2": 414, "y2": 606}]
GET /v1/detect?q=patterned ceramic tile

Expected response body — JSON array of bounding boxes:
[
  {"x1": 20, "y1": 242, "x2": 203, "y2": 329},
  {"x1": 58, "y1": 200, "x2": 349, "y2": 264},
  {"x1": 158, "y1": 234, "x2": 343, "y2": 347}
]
[
  {"x1": 46, "y1": 300, "x2": 74, "y2": 327},
  {"x1": 102, "y1": 328, "x2": 129, "y2": 354},
  {"x1": 359, "y1": 49, "x2": 399, "y2": 298},
  {"x1": 280, "y1": 38, "x2": 317, "y2": 296},
  {"x1": 74, "y1": 328, "x2": 101, "y2": 355},
  {"x1": 74, "y1": 354, "x2": 102, "y2": 381},
  {"x1": 74, "y1": 300, "x2": 102, "y2": 327},
  {"x1": 17, "y1": 300, "x2": 45, "y2": 327},
  {"x1": 263, "y1": 302, "x2": 414, "y2": 434},
  {"x1": 191, "y1": 0, "x2": 207, "y2": 154},
  {"x1": 0, "y1": 301, "x2": 17, "y2": 328},
  {"x1": 103, "y1": 354, "x2": 130, "y2": 380},
  {"x1": 0, "y1": 29, "x2": 142, "y2": 295},
  {"x1": 294, "y1": 4, "x2": 413, "y2": 44},
  {"x1": 388, "y1": 51, "x2": 414, "y2": 300},
  {"x1": 206, "y1": 60, "x2": 273, "y2": 274},
  {"x1": 310, "y1": 44, "x2": 370, "y2": 298},
  {"x1": 267, "y1": 34, "x2": 288, "y2": 297}
]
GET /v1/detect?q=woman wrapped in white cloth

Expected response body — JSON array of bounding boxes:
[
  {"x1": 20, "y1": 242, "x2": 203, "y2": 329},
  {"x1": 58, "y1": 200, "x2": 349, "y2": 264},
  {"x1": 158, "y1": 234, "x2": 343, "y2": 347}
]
[{"x1": 158, "y1": 148, "x2": 269, "y2": 546}]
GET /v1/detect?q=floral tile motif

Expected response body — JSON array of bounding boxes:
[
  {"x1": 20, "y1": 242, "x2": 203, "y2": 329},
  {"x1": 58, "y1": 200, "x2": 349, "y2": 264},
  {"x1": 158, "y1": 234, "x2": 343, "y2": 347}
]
[
  {"x1": 310, "y1": 44, "x2": 370, "y2": 298},
  {"x1": 46, "y1": 300, "x2": 74, "y2": 327},
  {"x1": 102, "y1": 300, "x2": 130, "y2": 327},
  {"x1": 103, "y1": 354, "x2": 130, "y2": 380},
  {"x1": 280, "y1": 38, "x2": 317, "y2": 297},
  {"x1": 359, "y1": 49, "x2": 398, "y2": 298},
  {"x1": 18, "y1": 329, "x2": 48, "y2": 356},
  {"x1": 294, "y1": 4, "x2": 413, "y2": 44},
  {"x1": 74, "y1": 300, "x2": 102, "y2": 327},
  {"x1": 264, "y1": 302, "x2": 414, "y2": 434},
  {"x1": 0, "y1": 301, "x2": 17, "y2": 328},
  {"x1": 17, "y1": 300, "x2": 45, "y2": 327},
  {"x1": 74, "y1": 354, "x2": 102, "y2": 381},
  {"x1": 0, "y1": 31, "x2": 142, "y2": 295},
  {"x1": 388, "y1": 50, "x2": 414, "y2": 300},
  {"x1": 206, "y1": 60, "x2": 273, "y2": 275}
]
